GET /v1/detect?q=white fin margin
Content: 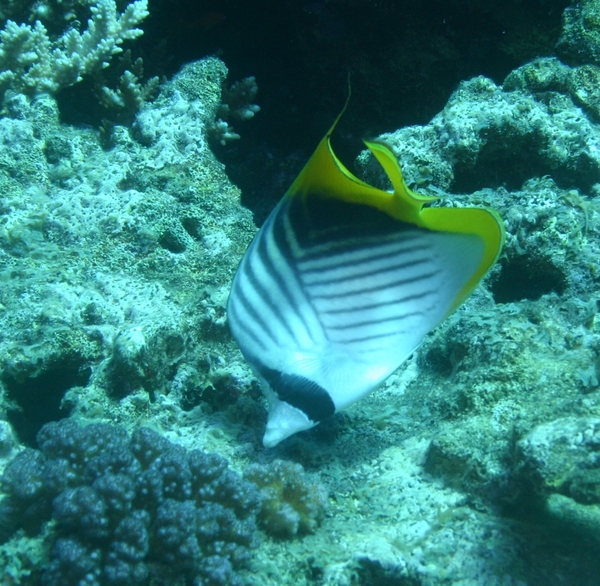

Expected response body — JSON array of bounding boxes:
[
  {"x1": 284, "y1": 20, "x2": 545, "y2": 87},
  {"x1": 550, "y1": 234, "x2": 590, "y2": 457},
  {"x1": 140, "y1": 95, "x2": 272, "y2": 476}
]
[{"x1": 263, "y1": 398, "x2": 317, "y2": 447}]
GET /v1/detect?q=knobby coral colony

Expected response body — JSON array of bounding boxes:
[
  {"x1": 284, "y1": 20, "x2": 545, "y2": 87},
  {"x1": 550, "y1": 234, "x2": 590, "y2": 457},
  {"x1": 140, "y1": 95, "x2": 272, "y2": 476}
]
[
  {"x1": 0, "y1": 420, "x2": 261, "y2": 586},
  {"x1": 227, "y1": 98, "x2": 506, "y2": 447},
  {"x1": 0, "y1": 420, "x2": 329, "y2": 585}
]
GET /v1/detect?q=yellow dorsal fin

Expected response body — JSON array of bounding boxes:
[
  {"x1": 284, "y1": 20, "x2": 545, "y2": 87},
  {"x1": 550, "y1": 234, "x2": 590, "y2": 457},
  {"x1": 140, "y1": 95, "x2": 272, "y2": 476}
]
[
  {"x1": 363, "y1": 139, "x2": 439, "y2": 225},
  {"x1": 285, "y1": 96, "x2": 505, "y2": 311},
  {"x1": 286, "y1": 91, "x2": 377, "y2": 200},
  {"x1": 287, "y1": 100, "x2": 437, "y2": 225}
]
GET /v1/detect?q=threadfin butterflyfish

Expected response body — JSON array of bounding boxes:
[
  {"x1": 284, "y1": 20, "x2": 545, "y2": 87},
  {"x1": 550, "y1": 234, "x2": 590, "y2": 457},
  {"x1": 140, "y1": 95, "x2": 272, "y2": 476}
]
[{"x1": 227, "y1": 100, "x2": 505, "y2": 448}]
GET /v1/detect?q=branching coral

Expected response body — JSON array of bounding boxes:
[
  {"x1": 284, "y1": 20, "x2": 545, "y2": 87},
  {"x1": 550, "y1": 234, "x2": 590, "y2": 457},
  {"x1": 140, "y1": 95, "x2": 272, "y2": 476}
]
[
  {"x1": 97, "y1": 50, "x2": 160, "y2": 123},
  {"x1": 209, "y1": 76, "x2": 260, "y2": 145},
  {"x1": 0, "y1": 0, "x2": 149, "y2": 98}
]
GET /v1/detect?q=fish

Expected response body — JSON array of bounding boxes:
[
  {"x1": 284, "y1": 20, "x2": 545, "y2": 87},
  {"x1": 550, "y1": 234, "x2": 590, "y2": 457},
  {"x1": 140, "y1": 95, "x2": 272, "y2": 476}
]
[{"x1": 227, "y1": 98, "x2": 505, "y2": 447}]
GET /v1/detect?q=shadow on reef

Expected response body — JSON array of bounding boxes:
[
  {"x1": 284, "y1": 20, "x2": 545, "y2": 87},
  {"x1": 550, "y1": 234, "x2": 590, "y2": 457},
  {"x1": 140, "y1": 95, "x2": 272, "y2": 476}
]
[
  {"x1": 451, "y1": 128, "x2": 600, "y2": 193},
  {"x1": 503, "y1": 495, "x2": 600, "y2": 586},
  {"x1": 205, "y1": 0, "x2": 570, "y2": 221},
  {"x1": 51, "y1": 0, "x2": 570, "y2": 224}
]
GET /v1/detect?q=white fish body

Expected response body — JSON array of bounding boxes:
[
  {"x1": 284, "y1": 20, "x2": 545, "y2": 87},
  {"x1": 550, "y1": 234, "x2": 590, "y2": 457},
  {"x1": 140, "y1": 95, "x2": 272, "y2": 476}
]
[{"x1": 228, "y1": 105, "x2": 505, "y2": 447}]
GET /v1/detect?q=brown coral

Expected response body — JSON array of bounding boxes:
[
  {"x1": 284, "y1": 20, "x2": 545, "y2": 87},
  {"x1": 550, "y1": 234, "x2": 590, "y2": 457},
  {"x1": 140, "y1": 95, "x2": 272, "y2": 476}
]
[{"x1": 244, "y1": 459, "x2": 328, "y2": 539}]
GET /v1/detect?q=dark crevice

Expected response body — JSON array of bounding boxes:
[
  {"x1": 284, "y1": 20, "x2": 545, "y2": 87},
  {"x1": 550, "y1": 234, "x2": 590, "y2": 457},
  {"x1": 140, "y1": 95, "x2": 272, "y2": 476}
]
[
  {"x1": 452, "y1": 132, "x2": 600, "y2": 193},
  {"x1": 492, "y1": 255, "x2": 567, "y2": 303},
  {"x1": 3, "y1": 363, "x2": 92, "y2": 446}
]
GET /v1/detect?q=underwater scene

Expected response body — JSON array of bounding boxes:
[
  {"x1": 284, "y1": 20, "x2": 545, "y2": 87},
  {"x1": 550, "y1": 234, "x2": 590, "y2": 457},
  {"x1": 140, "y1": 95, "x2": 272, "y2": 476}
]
[{"x1": 1, "y1": 0, "x2": 600, "y2": 584}]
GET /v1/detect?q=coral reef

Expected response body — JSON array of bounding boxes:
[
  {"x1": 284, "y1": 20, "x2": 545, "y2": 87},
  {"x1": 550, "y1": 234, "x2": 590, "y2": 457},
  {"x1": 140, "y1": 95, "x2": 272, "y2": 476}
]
[
  {"x1": 516, "y1": 416, "x2": 600, "y2": 535},
  {"x1": 350, "y1": 39, "x2": 600, "y2": 529},
  {"x1": 0, "y1": 420, "x2": 260, "y2": 585},
  {"x1": 3, "y1": 0, "x2": 600, "y2": 584},
  {"x1": 0, "y1": 55, "x2": 257, "y2": 445},
  {"x1": 517, "y1": 416, "x2": 600, "y2": 504},
  {"x1": 244, "y1": 459, "x2": 328, "y2": 538},
  {"x1": 356, "y1": 66, "x2": 600, "y2": 194},
  {"x1": 557, "y1": 0, "x2": 600, "y2": 66},
  {"x1": 96, "y1": 50, "x2": 160, "y2": 124}
]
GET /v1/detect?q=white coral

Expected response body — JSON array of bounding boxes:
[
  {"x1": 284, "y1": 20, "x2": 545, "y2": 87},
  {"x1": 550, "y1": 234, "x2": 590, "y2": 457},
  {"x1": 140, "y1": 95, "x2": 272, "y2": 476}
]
[{"x1": 0, "y1": 0, "x2": 149, "y2": 97}]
